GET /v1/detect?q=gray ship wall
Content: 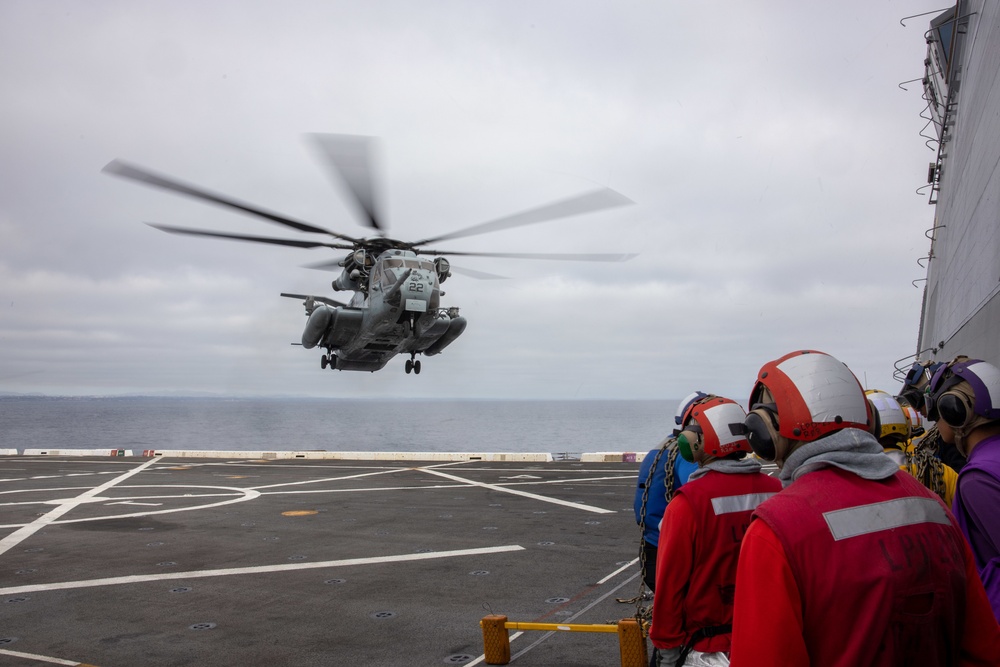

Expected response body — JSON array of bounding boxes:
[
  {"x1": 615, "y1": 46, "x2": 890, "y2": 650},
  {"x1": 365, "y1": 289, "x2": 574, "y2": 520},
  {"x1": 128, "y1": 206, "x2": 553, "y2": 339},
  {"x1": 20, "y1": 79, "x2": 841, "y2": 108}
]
[{"x1": 920, "y1": 0, "x2": 1000, "y2": 366}]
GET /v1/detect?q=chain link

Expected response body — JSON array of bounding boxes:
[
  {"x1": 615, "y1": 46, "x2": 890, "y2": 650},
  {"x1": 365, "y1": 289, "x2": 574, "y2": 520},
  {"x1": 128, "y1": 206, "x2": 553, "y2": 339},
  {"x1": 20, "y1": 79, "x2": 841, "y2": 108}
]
[
  {"x1": 623, "y1": 437, "x2": 680, "y2": 633},
  {"x1": 907, "y1": 424, "x2": 947, "y2": 502}
]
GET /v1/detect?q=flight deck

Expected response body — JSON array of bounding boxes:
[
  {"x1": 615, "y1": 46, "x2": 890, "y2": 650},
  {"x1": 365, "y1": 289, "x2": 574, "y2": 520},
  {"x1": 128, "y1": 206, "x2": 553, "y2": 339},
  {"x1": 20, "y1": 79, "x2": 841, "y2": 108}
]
[{"x1": 0, "y1": 453, "x2": 649, "y2": 667}]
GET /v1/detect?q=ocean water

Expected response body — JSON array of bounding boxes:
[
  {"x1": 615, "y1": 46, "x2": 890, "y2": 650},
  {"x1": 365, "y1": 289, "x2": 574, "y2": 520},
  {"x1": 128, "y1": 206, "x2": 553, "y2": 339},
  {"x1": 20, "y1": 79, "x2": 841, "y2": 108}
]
[{"x1": 0, "y1": 397, "x2": 677, "y2": 454}]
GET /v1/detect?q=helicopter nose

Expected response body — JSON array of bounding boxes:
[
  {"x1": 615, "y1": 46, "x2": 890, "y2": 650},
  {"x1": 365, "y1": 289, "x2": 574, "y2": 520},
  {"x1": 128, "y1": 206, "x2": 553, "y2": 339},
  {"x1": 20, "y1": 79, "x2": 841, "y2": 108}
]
[{"x1": 401, "y1": 271, "x2": 433, "y2": 313}]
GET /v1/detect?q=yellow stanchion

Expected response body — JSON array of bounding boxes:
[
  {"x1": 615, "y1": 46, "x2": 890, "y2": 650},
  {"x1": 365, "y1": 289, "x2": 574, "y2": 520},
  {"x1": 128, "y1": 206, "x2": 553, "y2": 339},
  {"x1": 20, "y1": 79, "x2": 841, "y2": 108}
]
[
  {"x1": 617, "y1": 617, "x2": 648, "y2": 667},
  {"x1": 479, "y1": 615, "x2": 648, "y2": 666},
  {"x1": 481, "y1": 614, "x2": 511, "y2": 665}
]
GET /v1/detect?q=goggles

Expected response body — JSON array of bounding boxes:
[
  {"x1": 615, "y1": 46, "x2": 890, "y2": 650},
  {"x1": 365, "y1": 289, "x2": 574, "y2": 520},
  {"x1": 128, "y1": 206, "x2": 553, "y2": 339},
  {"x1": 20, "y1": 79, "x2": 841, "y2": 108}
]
[{"x1": 899, "y1": 362, "x2": 940, "y2": 411}]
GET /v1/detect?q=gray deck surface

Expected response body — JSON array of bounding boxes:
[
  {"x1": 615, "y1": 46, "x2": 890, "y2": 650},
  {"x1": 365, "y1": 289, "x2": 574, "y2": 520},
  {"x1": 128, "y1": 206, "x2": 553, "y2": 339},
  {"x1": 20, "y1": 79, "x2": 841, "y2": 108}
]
[{"x1": 0, "y1": 455, "x2": 650, "y2": 666}]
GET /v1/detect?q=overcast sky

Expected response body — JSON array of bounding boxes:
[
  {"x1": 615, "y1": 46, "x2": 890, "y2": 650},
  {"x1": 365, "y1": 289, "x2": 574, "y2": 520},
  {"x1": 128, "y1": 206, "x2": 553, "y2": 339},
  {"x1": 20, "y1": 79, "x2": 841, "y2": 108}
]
[{"x1": 0, "y1": 1, "x2": 948, "y2": 401}]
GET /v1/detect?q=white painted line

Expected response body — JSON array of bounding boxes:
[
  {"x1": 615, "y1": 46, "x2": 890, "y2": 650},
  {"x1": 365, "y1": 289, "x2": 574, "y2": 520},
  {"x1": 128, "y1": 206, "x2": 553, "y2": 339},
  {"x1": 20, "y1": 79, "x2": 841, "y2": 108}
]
[
  {"x1": 0, "y1": 485, "x2": 260, "y2": 529},
  {"x1": 105, "y1": 501, "x2": 163, "y2": 506},
  {"x1": 0, "y1": 458, "x2": 158, "y2": 557},
  {"x1": 419, "y1": 468, "x2": 616, "y2": 514},
  {"x1": 0, "y1": 648, "x2": 81, "y2": 665},
  {"x1": 463, "y1": 632, "x2": 524, "y2": 667},
  {"x1": 0, "y1": 545, "x2": 526, "y2": 596},
  {"x1": 248, "y1": 466, "x2": 409, "y2": 491},
  {"x1": 598, "y1": 558, "x2": 638, "y2": 585}
]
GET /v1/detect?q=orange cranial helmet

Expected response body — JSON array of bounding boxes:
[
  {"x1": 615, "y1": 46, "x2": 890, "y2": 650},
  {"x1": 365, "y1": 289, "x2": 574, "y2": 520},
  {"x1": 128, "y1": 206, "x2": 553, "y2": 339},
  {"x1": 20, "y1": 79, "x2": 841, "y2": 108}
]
[{"x1": 745, "y1": 350, "x2": 871, "y2": 463}]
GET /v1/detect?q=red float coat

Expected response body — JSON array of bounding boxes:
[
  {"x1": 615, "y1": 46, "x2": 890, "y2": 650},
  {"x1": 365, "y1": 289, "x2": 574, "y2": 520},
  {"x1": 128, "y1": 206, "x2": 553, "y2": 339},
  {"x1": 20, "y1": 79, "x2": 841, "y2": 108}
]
[
  {"x1": 730, "y1": 468, "x2": 1000, "y2": 667},
  {"x1": 650, "y1": 468, "x2": 781, "y2": 652}
]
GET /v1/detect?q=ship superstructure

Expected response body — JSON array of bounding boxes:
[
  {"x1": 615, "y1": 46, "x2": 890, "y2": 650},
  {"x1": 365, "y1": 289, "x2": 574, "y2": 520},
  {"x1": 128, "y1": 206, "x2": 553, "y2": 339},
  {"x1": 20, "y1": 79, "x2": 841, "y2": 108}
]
[{"x1": 913, "y1": 1, "x2": 1000, "y2": 368}]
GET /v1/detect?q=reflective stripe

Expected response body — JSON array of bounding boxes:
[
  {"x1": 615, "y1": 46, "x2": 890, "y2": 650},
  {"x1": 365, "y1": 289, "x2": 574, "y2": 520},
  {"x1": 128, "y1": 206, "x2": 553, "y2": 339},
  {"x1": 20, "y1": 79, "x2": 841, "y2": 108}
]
[
  {"x1": 711, "y1": 492, "x2": 775, "y2": 515},
  {"x1": 823, "y1": 497, "x2": 950, "y2": 541}
]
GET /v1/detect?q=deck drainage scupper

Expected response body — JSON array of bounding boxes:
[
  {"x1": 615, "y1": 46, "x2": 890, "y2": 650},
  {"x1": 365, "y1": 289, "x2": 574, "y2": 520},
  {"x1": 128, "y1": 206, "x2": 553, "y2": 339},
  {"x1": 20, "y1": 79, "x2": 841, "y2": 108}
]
[{"x1": 444, "y1": 654, "x2": 474, "y2": 663}]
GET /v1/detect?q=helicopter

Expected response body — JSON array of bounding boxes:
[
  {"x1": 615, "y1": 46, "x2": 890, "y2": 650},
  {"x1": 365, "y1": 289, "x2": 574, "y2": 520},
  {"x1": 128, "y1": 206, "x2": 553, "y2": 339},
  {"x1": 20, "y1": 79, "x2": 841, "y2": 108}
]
[{"x1": 103, "y1": 134, "x2": 636, "y2": 374}]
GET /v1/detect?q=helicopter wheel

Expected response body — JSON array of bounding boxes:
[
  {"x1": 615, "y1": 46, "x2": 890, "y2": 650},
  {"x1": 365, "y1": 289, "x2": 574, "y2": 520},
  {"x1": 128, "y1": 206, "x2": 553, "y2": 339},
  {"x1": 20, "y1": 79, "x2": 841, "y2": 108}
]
[
  {"x1": 405, "y1": 359, "x2": 413, "y2": 374},
  {"x1": 413, "y1": 360, "x2": 421, "y2": 375},
  {"x1": 321, "y1": 355, "x2": 329, "y2": 369}
]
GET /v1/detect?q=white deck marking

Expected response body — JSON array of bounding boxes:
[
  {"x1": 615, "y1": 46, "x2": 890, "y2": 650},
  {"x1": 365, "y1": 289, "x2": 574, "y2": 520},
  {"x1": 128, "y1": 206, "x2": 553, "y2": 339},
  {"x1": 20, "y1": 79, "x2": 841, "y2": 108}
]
[
  {"x1": 0, "y1": 648, "x2": 82, "y2": 665},
  {"x1": 419, "y1": 468, "x2": 616, "y2": 514},
  {"x1": 0, "y1": 485, "x2": 260, "y2": 529},
  {"x1": 0, "y1": 545, "x2": 525, "y2": 596},
  {"x1": 598, "y1": 557, "x2": 638, "y2": 584},
  {"x1": 105, "y1": 501, "x2": 163, "y2": 506},
  {"x1": 0, "y1": 458, "x2": 158, "y2": 557},
  {"x1": 248, "y1": 466, "x2": 408, "y2": 491}
]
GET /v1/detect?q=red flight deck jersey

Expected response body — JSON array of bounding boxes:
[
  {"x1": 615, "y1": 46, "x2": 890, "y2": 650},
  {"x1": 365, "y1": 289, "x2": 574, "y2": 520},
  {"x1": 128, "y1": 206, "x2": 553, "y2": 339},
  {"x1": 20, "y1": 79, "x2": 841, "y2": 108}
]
[
  {"x1": 730, "y1": 468, "x2": 1000, "y2": 667},
  {"x1": 650, "y1": 468, "x2": 781, "y2": 653}
]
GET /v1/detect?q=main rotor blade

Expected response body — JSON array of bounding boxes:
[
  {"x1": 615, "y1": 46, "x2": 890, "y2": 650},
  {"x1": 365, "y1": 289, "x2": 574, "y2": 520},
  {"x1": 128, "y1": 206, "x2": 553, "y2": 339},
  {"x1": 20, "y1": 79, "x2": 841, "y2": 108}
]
[
  {"x1": 309, "y1": 134, "x2": 385, "y2": 232},
  {"x1": 104, "y1": 159, "x2": 365, "y2": 243},
  {"x1": 146, "y1": 223, "x2": 355, "y2": 250},
  {"x1": 301, "y1": 254, "x2": 353, "y2": 272},
  {"x1": 411, "y1": 187, "x2": 634, "y2": 246},
  {"x1": 414, "y1": 249, "x2": 638, "y2": 262},
  {"x1": 449, "y1": 265, "x2": 509, "y2": 280}
]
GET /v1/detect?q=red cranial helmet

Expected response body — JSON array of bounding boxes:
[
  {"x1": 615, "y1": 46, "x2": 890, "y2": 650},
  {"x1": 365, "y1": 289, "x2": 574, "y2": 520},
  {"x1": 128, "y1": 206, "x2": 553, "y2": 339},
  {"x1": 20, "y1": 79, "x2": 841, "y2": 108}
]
[
  {"x1": 676, "y1": 395, "x2": 750, "y2": 462},
  {"x1": 745, "y1": 350, "x2": 870, "y2": 462}
]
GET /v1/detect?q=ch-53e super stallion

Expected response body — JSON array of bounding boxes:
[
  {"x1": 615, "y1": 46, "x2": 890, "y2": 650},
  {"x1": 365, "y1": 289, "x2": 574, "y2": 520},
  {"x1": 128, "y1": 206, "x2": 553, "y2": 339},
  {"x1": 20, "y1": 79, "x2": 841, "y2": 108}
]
[{"x1": 104, "y1": 134, "x2": 635, "y2": 375}]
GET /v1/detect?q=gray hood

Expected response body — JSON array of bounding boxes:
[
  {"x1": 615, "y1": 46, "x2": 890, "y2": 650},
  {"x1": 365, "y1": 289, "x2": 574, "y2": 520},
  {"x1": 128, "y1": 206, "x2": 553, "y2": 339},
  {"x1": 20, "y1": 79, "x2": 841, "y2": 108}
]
[{"x1": 779, "y1": 427, "x2": 899, "y2": 488}]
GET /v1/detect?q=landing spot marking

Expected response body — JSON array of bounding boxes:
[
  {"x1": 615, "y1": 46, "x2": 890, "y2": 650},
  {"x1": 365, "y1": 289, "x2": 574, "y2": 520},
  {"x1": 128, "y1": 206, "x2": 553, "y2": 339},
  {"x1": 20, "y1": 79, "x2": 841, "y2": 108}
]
[{"x1": 0, "y1": 458, "x2": 158, "y2": 557}]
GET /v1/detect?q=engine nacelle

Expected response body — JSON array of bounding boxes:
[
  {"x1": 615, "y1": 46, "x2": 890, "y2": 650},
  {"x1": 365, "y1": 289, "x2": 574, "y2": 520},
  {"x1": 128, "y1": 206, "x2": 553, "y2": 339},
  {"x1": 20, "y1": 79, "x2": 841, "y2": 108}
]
[
  {"x1": 301, "y1": 305, "x2": 365, "y2": 349},
  {"x1": 424, "y1": 316, "x2": 467, "y2": 356}
]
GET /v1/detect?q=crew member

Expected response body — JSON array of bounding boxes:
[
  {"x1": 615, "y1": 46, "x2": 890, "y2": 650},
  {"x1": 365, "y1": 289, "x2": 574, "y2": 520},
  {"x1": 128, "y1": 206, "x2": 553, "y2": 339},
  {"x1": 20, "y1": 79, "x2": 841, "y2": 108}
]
[
  {"x1": 730, "y1": 350, "x2": 1000, "y2": 666},
  {"x1": 634, "y1": 393, "x2": 701, "y2": 591},
  {"x1": 866, "y1": 388, "x2": 957, "y2": 505},
  {"x1": 650, "y1": 395, "x2": 780, "y2": 667},
  {"x1": 926, "y1": 356, "x2": 1000, "y2": 621},
  {"x1": 900, "y1": 359, "x2": 967, "y2": 471}
]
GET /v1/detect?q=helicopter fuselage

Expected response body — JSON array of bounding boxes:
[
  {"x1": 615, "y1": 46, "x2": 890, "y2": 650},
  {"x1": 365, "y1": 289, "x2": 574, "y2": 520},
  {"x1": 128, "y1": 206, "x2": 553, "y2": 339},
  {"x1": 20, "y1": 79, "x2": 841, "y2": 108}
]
[{"x1": 300, "y1": 249, "x2": 466, "y2": 372}]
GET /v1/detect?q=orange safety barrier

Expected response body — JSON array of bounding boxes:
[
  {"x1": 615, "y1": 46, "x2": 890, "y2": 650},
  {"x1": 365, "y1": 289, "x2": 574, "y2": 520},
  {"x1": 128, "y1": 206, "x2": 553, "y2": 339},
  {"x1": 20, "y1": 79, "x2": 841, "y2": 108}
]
[{"x1": 479, "y1": 614, "x2": 647, "y2": 667}]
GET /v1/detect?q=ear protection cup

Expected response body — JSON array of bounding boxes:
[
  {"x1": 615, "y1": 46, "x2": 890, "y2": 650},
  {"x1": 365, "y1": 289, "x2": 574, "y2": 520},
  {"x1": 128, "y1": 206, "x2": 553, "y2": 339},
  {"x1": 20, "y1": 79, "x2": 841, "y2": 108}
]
[
  {"x1": 676, "y1": 429, "x2": 701, "y2": 462},
  {"x1": 745, "y1": 405, "x2": 781, "y2": 461},
  {"x1": 938, "y1": 390, "x2": 974, "y2": 428}
]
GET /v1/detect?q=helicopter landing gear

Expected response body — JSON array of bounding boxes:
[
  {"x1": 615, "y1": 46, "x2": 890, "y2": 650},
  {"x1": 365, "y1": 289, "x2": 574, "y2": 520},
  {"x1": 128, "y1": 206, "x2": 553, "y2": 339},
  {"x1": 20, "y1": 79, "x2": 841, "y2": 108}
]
[
  {"x1": 404, "y1": 355, "x2": 421, "y2": 375},
  {"x1": 321, "y1": 355, "x2": 328, "y2": 369},
  {"x1": 321, "y1": 353, "x2": 336, "y2": 370}
]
